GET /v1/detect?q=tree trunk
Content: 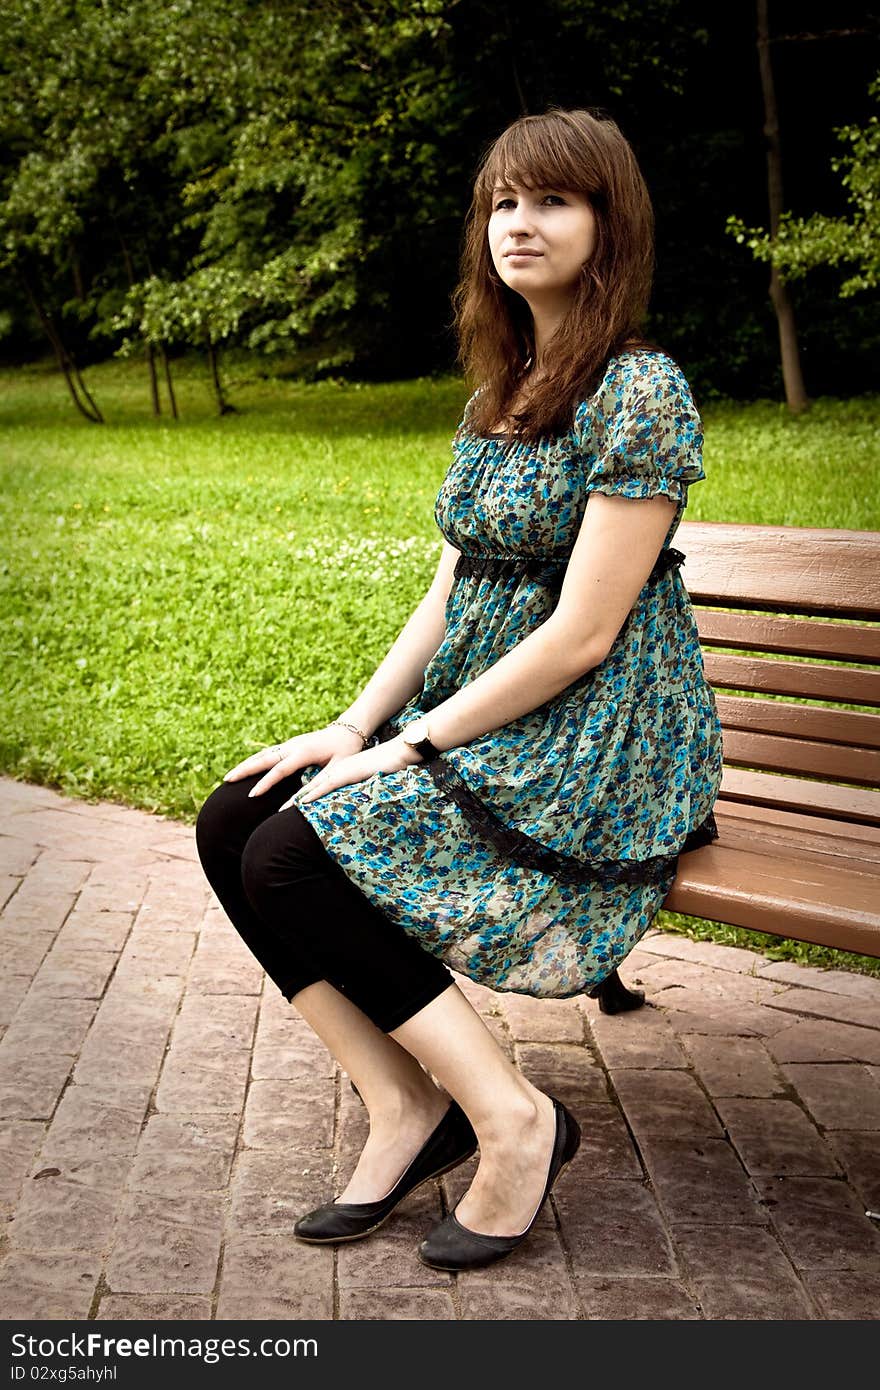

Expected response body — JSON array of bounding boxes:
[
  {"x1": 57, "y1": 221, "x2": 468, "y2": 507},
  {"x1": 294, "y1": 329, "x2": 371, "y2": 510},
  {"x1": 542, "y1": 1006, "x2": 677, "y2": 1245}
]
[
  {"x1": 757, "y1": 0, "x2": 809, "y2": 414},
  {"x1": 160, "y1": 346, "x2": 179, "y2": 420},
  {"x1": 207, "y1": 341, "x2": 235, "y2": 415},
  {"x1": 117, "y1": 226, "x2": 161, "y2": 415},
  {"x1": 20, "y1": 272, "x2": 103, "y2": 423}
]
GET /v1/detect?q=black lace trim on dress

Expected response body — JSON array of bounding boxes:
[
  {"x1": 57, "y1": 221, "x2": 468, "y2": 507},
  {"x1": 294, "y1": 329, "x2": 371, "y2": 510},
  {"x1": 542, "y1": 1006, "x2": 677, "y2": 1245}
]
[
  {"x1": 453, "y1": 545, "x2": 686, "y2": 590},
  {"x1": 424, "y1": 757, "x2": 719, "y2": 889}
]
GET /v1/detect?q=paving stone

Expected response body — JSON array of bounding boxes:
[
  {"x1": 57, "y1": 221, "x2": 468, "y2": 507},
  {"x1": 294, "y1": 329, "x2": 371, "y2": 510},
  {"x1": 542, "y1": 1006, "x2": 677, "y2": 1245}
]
[
  {"x1": 1, "y1": 929, "x2": 58, "y2": 977},
  {"x1": 756, "y1": 962, "x2": 880, "y2": 1003},
  {"x1": 106, "y1": 1191, "x2": 224, "y2": 1295},
  {"x1": 217, "y1": 1236, "x2": 333, "y2": 1319},
  {"x1": 672, "y1": 1223, "x2": 804, "y2": 1297},
  {"x1": 242, "y1": 1076, "x2": 335, "y2": 1152},
  {"x1": 763, "y1": 988, "x2": 880, "y2": 1031},
  {"x1": 337, "y1": 1198, "x2": 449, "y2": 1290},
  {"x1": 55, "y1": 909, "x2": 134, "y2": 954},
  {"x1": 553, "y1": 1102, "x2": 642, "y2": 1184},
  {"x1": 655, "y1": 996, "x2": 781, "y2": 1038},
  {"x1": 766, "y1": 1019, "x2": 880, "y2": 1066},
  {"x1": 251, "y1": 1035, "x2": 336, "y2": 1081},
  {"x1": 113, "y1": 929, "x2": 197, "y2": 979},
  {"x1": 638, "y1": 932, "x2": 768, "y2": 974},
  {"x1": 171, "y1": 993, "x2": 259, "y2": 1052},
  {"x1": 459, "y1": 1264, "x2": 580, "y2": 1320},
  {"x1": 755, "y1": 1175, "x2": 880, "y2": 1271},
  {"x1": 0, "y1": 1120, "x2": 46, "y2": 1216},
  {"x1": 800, "y1": 1271, "x2": 880, "y2": 1319},
  {"x1": 717, "y1": 1098, "x2": 842, "y2": 1176},
  {"x1": 681, "y1": 1035, "x2": 783, "y2": 1097},
  {"x1": 187, "y1": 935, "x2": 265, "y2": 994},
  {"x1": 1, "y1": 888, "x2": 75, "y2": 934},
  {"x1": 575, "y1": 1275, "x2": 702, "y2": 1320},
  {"x1": 0, "y1": 876, "x2": 20, "y2": 911},
  {"x1": 611, "y1": 1069, "x2": 723, "y2": 1139},
  {"x1": 144, "y1": 1103, "x2": 234, "y2": 1143},
  {"x1": 230, "y1": 1149, "x2": 336, "y2": 1236},
  {"x1": 0, "y1": 837, "x2": 39, "y2": 876},
  {"x1": 10, "y1": 1156, "x2": 131, "y2": 1253},
  {"x1": 824, "y1": 1131, "x2": 880, "y2": 1209},
  {"x1": 514, "y1": 1042, "x2": 608, "y2": 1100},
  {"x1": 781, "y1": 1063, "x2": 880, "y2": 1130},
  {"x1": 29, "y1": 948, "x2": 118, "y2": 999},
  {"x1": 73, "y1": 1035, "x2": 168, "y2": 1092},
  {"x1": 96, "y1": 1294, "x2": 212, "y2": 1320},
  {"x1": 128, "y1": 1146, "x2": 233, "y2": 1197},
  {"x1": 639, "y1": 1137, "x2": 766, "y2": 1225},
  {"x1": 555, "y1": 1180, "x2": 676, "y2": 1275},
  {"x1": 0, "y1": 975, "x2": 32, "y2": 1028},
  {"x1": 588, "y1": 1004, "x2": 688, "y2": 1069},
  {"x1": 0, "y1": 1047, "x2": 74, "y2": 1119},
  {"x1": 40, "y1": 1086, "x2": 148, "y2": 1161},
  {"x1": 2, "y1": 997, "x2": 98, "y2": 1055},
  {"x1": 155, "y1": 1048, "x2": 251, "y2": 1114},
  {"x1": 634, "y1": 958, "x2": 783, "y2": 1004},
  {"x1": 695, "y1": 1276, "x2": 815, "y2": 1320},
  {"x1": 0, "y1": 1251, "x2": 100, "y2": 1319},
  {"x1": 339, "y1": 1288, "x2": 456, "y2": 1319},
  {"x1": 500, "y1": 994, "x2": 584, "y2": 1042}
]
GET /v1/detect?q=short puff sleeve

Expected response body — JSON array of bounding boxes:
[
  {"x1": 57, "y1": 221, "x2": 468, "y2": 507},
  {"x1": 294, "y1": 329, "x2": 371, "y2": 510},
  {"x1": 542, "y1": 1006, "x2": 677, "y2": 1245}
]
[{"x1": 575, "y1": 353, "x2": 704, "y2": 508}]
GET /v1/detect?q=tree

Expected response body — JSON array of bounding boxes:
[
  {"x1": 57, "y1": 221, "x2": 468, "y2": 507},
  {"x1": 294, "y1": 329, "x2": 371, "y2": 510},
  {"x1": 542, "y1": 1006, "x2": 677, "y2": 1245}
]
[{"x1": 728, "y1": 71, "x2": 880, "y2": 298}]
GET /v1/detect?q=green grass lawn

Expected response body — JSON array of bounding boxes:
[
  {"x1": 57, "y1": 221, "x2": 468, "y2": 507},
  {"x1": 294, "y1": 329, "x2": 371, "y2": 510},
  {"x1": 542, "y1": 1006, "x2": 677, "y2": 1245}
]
[{"x1": 2, "y1": 354, "x2": 878, "y2": 976}]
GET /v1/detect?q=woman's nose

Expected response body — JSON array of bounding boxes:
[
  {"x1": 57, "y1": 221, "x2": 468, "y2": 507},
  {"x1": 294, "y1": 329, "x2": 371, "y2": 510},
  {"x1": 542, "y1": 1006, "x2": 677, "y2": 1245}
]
[{"x1": 509, "y1": 202, "x2": 536, "y2": 237}]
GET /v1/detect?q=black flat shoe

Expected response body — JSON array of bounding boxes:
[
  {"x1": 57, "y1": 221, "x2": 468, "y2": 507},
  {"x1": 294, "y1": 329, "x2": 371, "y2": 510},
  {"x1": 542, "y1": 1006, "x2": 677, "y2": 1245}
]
[
  {"x1": 293, "y1": 1100, "x2": 477, "y2": 1245},
  {"x1": 588, "y1": 968, "x2": 645, "y2": 1014},
  {"x1": 417, "y1": 1097, "x2": 581, "y2": 1272}
]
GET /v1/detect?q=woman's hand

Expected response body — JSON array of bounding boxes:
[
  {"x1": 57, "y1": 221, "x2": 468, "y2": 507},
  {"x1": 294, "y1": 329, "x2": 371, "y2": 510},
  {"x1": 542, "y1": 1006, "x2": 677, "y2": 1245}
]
[
  {"x1": 279, "y1": 735, "x2": 423, "y2": 811},
  {"x1": 222, "y1": 723, "x2": 367, "y2": 798}
]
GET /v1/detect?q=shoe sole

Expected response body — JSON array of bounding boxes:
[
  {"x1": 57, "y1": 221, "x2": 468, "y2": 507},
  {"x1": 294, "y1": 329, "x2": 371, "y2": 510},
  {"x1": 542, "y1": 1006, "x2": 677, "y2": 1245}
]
[
  {"x1": 293, "y1": 1145, "x2": 479, "y2": 1245},
  {"x1": 416, "y1": 1124, "x2": 582, "y2": 1271}
]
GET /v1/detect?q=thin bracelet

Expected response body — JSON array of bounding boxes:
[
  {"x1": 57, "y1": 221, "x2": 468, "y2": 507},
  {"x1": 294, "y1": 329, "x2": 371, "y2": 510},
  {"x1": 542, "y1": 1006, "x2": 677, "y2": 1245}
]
[{"x1": 330, "y1": 719, "x2": 372, "y2": 748}]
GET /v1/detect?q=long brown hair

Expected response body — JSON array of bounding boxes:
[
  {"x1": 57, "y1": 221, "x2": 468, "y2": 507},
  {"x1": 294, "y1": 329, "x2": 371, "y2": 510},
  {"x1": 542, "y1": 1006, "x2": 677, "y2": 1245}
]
[{"x1": 453, "y1": 108, "x2": 656, "y2": 440}]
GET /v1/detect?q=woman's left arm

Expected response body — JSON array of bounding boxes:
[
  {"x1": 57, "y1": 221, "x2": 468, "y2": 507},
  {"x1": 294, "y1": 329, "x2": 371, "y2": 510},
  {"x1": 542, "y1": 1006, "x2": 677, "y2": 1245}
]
[{"x1": 288, "y1": 491, "x2": 674, "y2": 806}]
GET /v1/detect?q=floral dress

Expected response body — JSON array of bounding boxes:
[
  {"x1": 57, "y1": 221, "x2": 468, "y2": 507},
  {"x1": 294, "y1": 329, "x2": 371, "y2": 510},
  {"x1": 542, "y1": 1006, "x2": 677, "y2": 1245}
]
[{"x1": 296, "y1": 349, "x2": 723, "y2": 998}]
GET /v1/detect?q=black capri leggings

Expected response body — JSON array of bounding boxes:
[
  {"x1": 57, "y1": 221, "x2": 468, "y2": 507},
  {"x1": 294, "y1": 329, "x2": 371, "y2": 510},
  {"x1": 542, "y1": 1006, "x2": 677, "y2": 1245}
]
[{"x1": 195, "y1": 769, "x2": 454, "y2": 1033}]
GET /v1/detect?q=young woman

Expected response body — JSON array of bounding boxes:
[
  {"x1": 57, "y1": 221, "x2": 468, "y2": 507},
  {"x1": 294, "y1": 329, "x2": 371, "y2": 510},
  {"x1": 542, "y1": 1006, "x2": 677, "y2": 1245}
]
[{"x1": 196, "y1": 107, "x2": 723, "y2": 1272}]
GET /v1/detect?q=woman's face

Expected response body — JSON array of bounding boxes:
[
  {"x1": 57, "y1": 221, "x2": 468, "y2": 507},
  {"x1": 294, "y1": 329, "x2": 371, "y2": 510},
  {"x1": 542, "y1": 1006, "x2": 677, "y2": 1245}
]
[{"x1": 487, "y1": 183, "x2": 597, "y2": 309}]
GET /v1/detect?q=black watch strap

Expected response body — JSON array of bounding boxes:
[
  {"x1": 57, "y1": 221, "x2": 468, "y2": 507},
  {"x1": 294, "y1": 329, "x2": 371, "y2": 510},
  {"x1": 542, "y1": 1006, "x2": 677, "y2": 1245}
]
[{"x1": 411, "y1": 735, "x2": 442, "y2": 763}]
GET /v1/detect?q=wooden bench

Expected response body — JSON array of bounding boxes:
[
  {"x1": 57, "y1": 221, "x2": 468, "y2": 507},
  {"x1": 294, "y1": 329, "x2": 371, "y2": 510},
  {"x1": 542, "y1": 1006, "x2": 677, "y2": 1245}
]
[{"x1": 597, "y1": 521, "x2": 880, "y2": 1015}]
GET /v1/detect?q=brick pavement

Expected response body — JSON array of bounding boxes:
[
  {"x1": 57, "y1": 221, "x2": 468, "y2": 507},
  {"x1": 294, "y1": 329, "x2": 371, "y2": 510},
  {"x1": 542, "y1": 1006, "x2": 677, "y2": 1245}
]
[{"x1": 1, "y1": 776, "x2": 879, "y2": 1321}]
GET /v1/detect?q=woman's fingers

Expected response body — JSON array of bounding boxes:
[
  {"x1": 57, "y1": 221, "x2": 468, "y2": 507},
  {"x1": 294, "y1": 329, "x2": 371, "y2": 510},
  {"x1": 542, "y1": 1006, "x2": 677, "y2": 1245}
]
[
  {"x1": 223, "y1": 748, "x2": 281, "y2": 783},
  {"x1": 247, "y1": 754, "x2": 307, "y2": 799}
]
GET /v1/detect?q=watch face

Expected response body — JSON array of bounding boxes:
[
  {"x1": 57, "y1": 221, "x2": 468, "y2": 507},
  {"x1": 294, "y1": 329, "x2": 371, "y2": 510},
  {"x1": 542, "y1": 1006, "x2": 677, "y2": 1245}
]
[{"x1": 404, "y1": 718, "x2": 428, "y2": 745}]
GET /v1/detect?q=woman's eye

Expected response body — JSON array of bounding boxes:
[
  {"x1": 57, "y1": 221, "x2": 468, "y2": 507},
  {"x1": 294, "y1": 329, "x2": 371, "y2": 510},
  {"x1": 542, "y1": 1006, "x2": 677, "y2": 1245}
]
[
  {"x1": 543, "y1": 194, "x2": 566, "y2": 205},
  {"x1": 494, "y1": 197, "x2": 516, "y2": 210}
]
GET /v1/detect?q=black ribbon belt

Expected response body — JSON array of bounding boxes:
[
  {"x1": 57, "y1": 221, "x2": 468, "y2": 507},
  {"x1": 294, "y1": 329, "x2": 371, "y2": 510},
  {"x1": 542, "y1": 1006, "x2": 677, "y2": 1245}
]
[{"x1": 453, "y1": 546, "x2": 685, "y2": 588}]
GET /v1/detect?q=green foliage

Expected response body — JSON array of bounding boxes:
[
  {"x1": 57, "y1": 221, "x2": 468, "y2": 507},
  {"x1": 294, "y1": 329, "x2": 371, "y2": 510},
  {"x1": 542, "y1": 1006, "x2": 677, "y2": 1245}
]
[{"x1": 728, "y1": 73, "x2": 880, "y2": 298}]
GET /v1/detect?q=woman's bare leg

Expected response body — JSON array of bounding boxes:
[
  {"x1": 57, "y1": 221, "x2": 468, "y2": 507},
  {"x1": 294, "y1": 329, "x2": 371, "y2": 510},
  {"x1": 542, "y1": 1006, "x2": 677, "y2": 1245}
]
[
  {"x1": 391, "y1": 983, "x2": 557, "y2": 1237},
  {"x1": 292, "y1": 981, "x2": 451, "y2": 1203}
]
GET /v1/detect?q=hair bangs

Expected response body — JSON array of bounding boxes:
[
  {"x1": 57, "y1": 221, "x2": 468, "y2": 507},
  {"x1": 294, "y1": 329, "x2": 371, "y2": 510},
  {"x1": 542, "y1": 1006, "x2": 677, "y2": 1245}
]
[{"x1": 476, "y1": 115, "x2": 600, "y2": 210}]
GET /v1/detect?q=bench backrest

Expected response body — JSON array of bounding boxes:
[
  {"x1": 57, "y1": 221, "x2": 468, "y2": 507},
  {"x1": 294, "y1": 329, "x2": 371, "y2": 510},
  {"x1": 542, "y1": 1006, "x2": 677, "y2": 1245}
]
[{"x1": 677, "y1": 522, "x2": 880, "y2": 828}]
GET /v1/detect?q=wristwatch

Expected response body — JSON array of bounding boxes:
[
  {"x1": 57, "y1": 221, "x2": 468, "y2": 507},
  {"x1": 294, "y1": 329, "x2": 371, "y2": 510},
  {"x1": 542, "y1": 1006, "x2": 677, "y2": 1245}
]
[{"x1": 400, "y1": 717, "x2": 442, "y2": 763}]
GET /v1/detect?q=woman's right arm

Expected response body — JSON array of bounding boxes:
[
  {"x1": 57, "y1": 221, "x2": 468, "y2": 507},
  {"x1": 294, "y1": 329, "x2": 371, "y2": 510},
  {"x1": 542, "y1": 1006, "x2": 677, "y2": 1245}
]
[
  {"x1": 224, "y1": 539, "x2": 460, "y2": 785},
  {"x1": 338, "y1": 539, "x2": 460, "y2": 738}
]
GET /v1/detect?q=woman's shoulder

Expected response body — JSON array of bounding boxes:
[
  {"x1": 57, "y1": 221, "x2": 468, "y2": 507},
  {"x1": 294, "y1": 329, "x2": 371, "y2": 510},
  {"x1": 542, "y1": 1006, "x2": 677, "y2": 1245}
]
[
  {"x1": 575, "y1": 349, "x2": 696, "y2": 428},
  {"x1": 604, "y1": 347, "x2": 693, "y2": 395}
]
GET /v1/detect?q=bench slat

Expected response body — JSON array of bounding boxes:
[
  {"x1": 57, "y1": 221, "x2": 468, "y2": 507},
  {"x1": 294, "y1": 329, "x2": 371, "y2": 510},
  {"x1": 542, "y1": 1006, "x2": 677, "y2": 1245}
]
[
  {"x1": 679, "y1": 523, "x2": 880, "y2": 619},
  {"x1": 704, "y1": 652, "x2": 880, "y2": 706},
  {"x1": 666, "y1": 830, "x2": 880, "y2": 956},
  {"x1": 722, "y1": 727, "x2": 880, "y2": 787},
  {"x1": 714, "y1": 798, "x2": 880, "y2": 853},
  {"x1": 719, "y1": 766, "x2": 880, "y2": 825},
  {"x1": 695, "y1": 609, "x2": 880, "y2": 663},
  {"x1": 715, "y1": 695, "x2": 880, "y2": 750}
]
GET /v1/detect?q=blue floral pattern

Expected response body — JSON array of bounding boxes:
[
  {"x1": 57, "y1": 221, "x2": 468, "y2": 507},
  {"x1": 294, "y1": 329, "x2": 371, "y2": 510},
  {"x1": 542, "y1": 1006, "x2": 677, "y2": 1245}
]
[{"x1": 297, "y1": 350, "x2": 724, "y2": 998}]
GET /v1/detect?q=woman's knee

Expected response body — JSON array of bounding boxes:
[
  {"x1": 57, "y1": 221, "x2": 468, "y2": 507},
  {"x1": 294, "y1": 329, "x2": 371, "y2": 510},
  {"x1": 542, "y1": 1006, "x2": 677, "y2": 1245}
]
[
  {"x1": 240, "y1": 808, "x2": 328, "y2": 914},
  {"x1": 195, "y1": 777, "x2": 257, "y2": 866}
]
